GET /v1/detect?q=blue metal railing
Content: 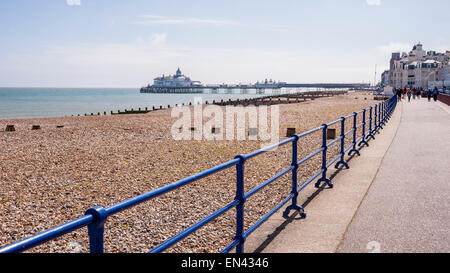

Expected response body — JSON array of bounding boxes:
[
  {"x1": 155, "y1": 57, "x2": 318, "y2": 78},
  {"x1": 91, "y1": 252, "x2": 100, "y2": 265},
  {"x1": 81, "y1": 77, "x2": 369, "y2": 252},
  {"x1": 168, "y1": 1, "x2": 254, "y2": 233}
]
[{"x1": 0, "y1": 96, "x2": 398, "y2": 253}]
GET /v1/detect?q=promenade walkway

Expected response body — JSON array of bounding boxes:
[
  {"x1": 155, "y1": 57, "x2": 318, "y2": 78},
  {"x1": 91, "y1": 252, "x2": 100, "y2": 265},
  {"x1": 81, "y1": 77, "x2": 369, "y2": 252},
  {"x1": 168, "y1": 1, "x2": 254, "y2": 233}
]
[
  {"x1": 245, "y1": 99, "x2": 403, "y2": 253},
  {"x1": 246, "y1": 99, "x2": 449, "y2": 253},
  {"x1": 338, "y1": 99, "x2": 450, "y2": 253}
]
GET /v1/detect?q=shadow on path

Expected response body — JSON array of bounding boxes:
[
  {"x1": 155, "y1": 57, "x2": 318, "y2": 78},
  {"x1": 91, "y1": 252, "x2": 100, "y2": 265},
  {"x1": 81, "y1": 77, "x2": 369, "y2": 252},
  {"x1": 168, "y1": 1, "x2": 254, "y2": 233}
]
[{"x1": 252, "y1": 148, "x2": 364, "y2": 253}]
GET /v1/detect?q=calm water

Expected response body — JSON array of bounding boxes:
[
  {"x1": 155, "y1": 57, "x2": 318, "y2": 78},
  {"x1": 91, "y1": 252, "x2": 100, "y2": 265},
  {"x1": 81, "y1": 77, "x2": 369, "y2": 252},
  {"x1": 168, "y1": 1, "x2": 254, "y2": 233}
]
[
  {"x1": 0, "y1": 88, "x2": 268, "y2": 119},
  {"x1": 0, "y1": 87, "x2": 312, "y2": 120}
]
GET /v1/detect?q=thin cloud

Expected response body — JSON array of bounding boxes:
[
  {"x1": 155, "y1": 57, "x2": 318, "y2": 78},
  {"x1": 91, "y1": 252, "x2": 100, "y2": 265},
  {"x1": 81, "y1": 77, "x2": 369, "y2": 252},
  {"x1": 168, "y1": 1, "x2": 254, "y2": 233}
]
[
  {"x1": 136, "y1": 33, "x2": 168, "y2": 48},
  {"x1": 377, "y1": 42, "x2": 412, "y2": 54},
  {"x1": 151, "y1": 33, "x2": 167, "y2": 47},
  {"x1": 1, "y1": 41, "x2": 381, "y2": 87},
  {"x1": 135, "y1": 15, "x2": 239, "y2": 26},
  {"x1": 366, "y1": 0, "x2": 381, "y2": 6},
  {"x1": 66, "y1": 0, "x2": 81, "y2": 6}
]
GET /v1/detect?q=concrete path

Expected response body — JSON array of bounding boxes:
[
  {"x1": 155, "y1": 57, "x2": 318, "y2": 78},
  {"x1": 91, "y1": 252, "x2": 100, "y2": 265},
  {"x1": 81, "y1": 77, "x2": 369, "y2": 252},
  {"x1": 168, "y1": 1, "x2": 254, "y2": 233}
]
[
  {"x1": 338, "y1": 99, "x2": 450, "y2": 253},
  {"x1": 244, "y1": 101, "x2": 403, "y2": 253}
]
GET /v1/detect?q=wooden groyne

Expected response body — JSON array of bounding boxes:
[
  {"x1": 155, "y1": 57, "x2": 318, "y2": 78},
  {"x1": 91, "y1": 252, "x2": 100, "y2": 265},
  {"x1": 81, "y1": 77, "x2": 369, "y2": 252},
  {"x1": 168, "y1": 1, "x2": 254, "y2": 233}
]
[
  {"x1": 211, "y1": 91, "x2": 347, "y2": 107},
  {"x1": 77, "y1": 91, "x2": 348, "y2": 117}
]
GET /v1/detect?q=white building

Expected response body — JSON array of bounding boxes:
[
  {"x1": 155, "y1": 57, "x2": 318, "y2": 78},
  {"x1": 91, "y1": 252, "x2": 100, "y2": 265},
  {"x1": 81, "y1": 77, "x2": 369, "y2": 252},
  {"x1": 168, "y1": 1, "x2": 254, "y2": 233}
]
[
  {"x1": 387, "y1": 43, "x2": 450, "y2": 90},
  {"x1": 152, "y1": 68, "x2": 202, "y2": 87}
]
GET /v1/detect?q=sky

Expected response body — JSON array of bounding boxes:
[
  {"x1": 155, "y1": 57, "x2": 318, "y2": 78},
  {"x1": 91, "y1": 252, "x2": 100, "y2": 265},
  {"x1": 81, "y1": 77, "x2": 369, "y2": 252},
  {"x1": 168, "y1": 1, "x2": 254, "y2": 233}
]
[{"x1": 0, "y1": 0, "x2": 449, "y2": 88}]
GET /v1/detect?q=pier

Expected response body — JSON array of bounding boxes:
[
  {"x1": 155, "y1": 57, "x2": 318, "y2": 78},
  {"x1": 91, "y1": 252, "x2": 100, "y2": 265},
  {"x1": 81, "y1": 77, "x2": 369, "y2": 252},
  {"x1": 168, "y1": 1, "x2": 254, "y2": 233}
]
[{"x1": 140, "y1": 83, "x2": 370, "y2": 94}]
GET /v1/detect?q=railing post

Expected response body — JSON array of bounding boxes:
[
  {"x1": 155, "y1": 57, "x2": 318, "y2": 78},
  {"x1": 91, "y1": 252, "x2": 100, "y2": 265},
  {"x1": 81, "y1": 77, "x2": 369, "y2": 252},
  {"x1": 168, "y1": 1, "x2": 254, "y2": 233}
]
[
  {"x1": 386, "y1": 100, "x2": 388, "y2": 120},
  {"x1": 366, "y1": 106, "x2": 375, "y2": 140},
  {"x1": 348, "y1": 112, "x2": 361, "y2": 156},
  {"x1": 378, "y1": 102, "x2": 383, "y2": 130},
  {"x1": 85, "y1": 206, "x2": 108, "y2": 253},
  {"x1": 383, "y1": 101, "x2": 388, "y2": 123},
  {"x1": 283, "y1": 136, "x2": 307, "y2": 218},
  {"x1": 390, "y1": 98, "x2": 393, "y2": 116},
  {"x1": 315, "y1": 124, "x2": 333, "y2": 188},
  {"x1": 335, "y1": 117, "x2": 349, "y2": 169},
  {"x1": 373, "y1": 105, "x2": 378, "y2": 134},
  {"x1": 358, "y1": 109, "x2": 369, "y2": 147},
  {"x1": 234, "y1": 155, "x2": 246, "y2": 253},
  {"x1": 391, "y1": 97, "x2": 396, "y2": 116}
]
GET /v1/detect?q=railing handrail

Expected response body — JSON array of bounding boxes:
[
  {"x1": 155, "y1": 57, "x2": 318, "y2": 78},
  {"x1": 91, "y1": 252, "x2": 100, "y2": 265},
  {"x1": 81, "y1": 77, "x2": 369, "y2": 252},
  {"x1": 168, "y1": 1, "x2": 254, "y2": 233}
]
[{"x1": 0, "y1": 95, "x2": 398, "y2": 254}]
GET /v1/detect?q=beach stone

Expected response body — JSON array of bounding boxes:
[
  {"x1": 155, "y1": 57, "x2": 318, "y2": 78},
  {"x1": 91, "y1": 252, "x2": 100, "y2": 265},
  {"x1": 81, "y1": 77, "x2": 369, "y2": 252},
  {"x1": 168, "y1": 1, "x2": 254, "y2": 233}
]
[{"x1": 68, "y1": 241, "x2": 83, "y2": 253}]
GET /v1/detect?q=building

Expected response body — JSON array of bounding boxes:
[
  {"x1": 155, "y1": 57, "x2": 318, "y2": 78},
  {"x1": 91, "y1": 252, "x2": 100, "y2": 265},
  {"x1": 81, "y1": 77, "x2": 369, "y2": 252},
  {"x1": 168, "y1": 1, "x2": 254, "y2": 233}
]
[
  {"x1": 152, "y1": 68, "x2": 202, "y2": 88},
  {"x1": 386, "y1": 43, "x2": 450, "y2": 90},
  {"x1": 381, "y1": 70, "x2": 390, "y2": 88}
]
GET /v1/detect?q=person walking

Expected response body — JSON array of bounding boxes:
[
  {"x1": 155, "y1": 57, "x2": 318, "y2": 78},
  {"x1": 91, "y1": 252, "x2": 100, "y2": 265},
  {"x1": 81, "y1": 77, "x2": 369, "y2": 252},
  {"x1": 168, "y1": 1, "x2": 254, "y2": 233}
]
[
  {"x1": 427, "y1": 89, "x2": 432, "y2": 102},
  {"x1": 433, "y1": 87, "x2": 439, "y2": 102},
  {"x1": 413, "y1": 87, "x2": 417, "y2": 100},
  {"x1": 417, "y1": 87, "x2": 421, "y2": 99},
  {"x1": 396, "y1": 88, "x2": 402, "y2": 102},
  {"x1": 407, "y1": 88, "x2": 412, "y2": 102}
]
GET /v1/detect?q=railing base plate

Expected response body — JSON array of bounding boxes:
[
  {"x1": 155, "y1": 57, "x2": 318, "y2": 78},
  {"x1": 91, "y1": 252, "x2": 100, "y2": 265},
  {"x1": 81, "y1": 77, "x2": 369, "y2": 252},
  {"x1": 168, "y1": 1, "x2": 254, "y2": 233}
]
[{"x1": 283, "y1": 205, "x2": 306, "y2": 219}]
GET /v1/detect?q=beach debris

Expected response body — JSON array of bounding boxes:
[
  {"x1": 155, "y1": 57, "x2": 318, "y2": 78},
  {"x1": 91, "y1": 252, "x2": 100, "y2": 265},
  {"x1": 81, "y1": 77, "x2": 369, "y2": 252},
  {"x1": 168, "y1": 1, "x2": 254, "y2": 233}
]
[
  {"x1": 32, "y1": 125, "x2": 41, "y2": 130},
  {"x1": 5, "y1": 125, "x2": 15, "y2": 132},
  {"x1": 56, "y1": 125, "x2": 64, "y2": 129}
]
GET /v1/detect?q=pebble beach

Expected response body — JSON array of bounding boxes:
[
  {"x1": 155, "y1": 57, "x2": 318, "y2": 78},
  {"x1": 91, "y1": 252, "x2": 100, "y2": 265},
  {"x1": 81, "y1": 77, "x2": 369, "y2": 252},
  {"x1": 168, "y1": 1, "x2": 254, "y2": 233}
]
[{"x1": 0, "y1": 92, "x2": 377, "y2": 253}]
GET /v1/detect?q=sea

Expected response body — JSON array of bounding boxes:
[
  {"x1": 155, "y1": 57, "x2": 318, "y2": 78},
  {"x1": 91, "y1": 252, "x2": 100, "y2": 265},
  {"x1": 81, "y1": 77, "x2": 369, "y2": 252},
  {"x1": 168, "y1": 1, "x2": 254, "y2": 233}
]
[{"x1": 0, "y1": 87, "x2": 315, "y2": 120}]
